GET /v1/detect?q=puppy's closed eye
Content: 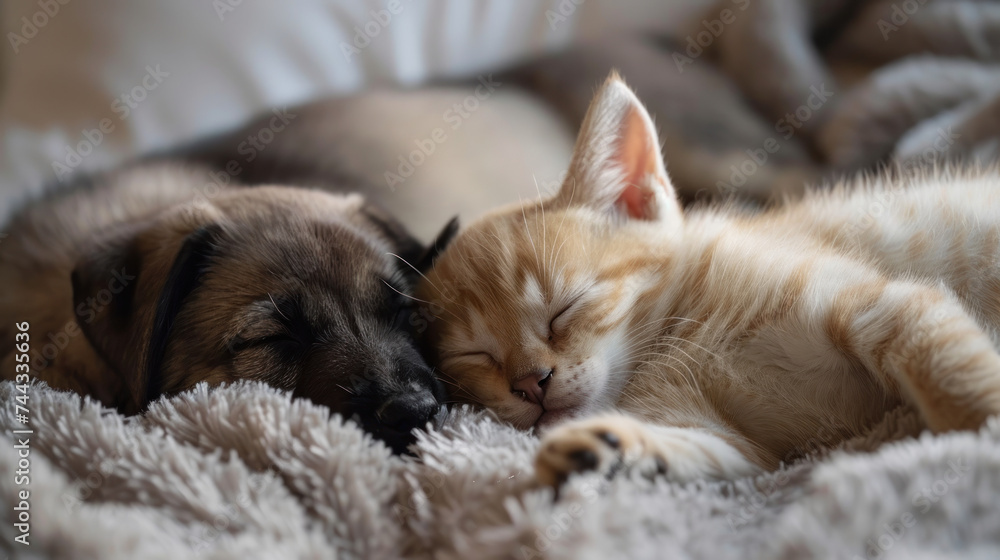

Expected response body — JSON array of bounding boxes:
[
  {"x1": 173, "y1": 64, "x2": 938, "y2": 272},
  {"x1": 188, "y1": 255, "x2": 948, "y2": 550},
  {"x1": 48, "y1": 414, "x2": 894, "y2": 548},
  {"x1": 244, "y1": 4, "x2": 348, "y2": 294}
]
[
  {"x1": 228, "y1": 297, "x2": 314, "y2": 356},
  {"x1": 228, "y1": 330, "x2": 300, "y2": 353}
]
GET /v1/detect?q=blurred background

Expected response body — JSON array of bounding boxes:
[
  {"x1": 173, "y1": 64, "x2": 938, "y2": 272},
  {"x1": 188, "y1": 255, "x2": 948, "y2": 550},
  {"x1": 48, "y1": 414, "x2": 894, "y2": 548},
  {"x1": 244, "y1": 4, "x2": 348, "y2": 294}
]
[{"x1": 2, "y1": 0, "x2": 999, "y2": 239}]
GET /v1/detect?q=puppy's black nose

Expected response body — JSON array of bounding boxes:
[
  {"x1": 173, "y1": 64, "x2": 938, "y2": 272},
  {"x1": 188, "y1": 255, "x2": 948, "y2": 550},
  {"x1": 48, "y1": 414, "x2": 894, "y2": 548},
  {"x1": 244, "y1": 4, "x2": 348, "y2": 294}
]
[{"x1": 377, "y1": 389, "x2": 440, "y2": 431}]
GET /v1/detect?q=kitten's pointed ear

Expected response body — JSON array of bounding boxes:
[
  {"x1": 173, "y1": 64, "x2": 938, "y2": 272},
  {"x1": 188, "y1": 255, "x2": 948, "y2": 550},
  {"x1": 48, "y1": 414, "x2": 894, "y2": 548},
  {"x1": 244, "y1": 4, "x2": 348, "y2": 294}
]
[{"x1": 555, "y1": 72, "x2": 681, "y2": 224}]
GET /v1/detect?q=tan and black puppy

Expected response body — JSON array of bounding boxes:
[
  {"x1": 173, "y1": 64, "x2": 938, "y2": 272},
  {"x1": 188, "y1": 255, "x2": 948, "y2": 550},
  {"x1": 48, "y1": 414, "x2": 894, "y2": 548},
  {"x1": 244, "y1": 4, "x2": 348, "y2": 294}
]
[{"x1": 0, "y1": 163, "x2": 456, "y2": 453}]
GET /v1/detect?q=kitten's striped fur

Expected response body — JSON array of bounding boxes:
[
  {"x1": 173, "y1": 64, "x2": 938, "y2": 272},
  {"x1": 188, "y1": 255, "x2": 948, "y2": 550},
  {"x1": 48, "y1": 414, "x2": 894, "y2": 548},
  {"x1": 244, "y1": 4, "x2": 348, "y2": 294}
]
[{"x1": 417, "y1": 74, "x2": 1000, "y2": 486}]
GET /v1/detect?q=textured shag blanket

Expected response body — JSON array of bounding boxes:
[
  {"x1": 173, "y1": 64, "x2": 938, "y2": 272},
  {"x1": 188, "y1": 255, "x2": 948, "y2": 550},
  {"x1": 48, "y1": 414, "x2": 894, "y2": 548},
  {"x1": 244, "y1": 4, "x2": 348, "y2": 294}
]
[{"x1": 2, "y1": 380, "x2": 1000, "y2": 560}]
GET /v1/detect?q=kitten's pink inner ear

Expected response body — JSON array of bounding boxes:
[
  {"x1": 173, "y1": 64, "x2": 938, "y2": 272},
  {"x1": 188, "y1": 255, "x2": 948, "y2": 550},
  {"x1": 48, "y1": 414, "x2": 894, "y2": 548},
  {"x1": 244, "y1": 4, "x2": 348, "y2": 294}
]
[{"x1": 616, "y1": 106, "x2": 664, "y2": 221}]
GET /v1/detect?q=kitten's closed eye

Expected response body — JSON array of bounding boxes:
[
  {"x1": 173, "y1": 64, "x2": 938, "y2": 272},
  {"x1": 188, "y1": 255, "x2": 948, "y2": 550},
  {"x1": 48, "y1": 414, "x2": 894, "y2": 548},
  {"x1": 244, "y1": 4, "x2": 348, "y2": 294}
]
[
  {"x1": 549, "y1": 295, "x2": 583, "y2": 340},
  {"x1": 451, "y1": 351, "x2": 501, "y2": 368}
]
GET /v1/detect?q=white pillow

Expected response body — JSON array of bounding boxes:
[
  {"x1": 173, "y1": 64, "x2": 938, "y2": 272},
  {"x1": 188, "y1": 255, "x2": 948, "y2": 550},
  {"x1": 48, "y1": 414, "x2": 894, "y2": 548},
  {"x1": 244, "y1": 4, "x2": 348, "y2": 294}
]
[{"x1": 0, "y1": 0, "x2": 709, "y2": 219}]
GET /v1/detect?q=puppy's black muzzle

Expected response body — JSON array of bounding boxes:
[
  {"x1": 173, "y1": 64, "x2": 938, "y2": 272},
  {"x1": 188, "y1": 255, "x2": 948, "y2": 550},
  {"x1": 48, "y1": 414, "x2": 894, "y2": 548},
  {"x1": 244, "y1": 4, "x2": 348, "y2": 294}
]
[{"x1": 352, "y1": 363, "x2": 445, "y2": 454}]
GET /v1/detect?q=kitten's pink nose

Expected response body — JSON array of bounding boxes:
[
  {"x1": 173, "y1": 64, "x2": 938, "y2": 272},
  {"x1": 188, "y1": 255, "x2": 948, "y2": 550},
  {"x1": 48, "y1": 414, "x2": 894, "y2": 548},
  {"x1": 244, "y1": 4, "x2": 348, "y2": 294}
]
[{"x1": 512, "y1": 369, "x2": 553, "y2": 405}]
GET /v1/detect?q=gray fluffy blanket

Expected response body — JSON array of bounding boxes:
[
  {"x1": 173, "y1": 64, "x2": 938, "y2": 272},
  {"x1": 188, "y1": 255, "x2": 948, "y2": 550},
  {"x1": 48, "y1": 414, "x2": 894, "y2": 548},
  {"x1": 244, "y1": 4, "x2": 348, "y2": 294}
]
[{"x1": 2, "y1": 380, "x2": 999, "y2": 559}]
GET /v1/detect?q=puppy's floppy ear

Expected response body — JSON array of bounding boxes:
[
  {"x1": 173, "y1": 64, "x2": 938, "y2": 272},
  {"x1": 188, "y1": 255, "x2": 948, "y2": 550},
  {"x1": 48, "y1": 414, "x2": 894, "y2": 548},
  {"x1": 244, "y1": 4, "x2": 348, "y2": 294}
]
[
  {"x1": 72, "y1": 222, "x2": 222, "y2": 414},
  {"x1": 144, "y1": 225, "x2": 222, "y2": 407},
  {"x1": 417, "y1": 216, "x2": 459, "y2": 272},
  {"x1": 71, "y1": 223, "x2": 148, "y2": 412}
]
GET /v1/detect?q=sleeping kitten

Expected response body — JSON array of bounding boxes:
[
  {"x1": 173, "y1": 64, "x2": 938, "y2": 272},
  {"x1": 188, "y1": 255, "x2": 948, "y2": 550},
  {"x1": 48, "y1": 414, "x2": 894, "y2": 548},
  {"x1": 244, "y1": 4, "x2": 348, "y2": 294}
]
[{"x1": 417, "y1": 73, "x2": 1000, "y2": 486}]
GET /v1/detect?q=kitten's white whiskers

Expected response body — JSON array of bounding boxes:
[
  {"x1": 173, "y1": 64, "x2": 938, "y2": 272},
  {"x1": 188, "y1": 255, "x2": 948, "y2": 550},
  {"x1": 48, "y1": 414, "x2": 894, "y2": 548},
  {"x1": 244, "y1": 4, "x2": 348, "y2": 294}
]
[
  {"x1": 534, "y1": 176, "x2": 549, "y2": 284},
  {"x1": 380, "y1": 280, "x2": 434, "y2": 306},
  {"x1": 660, "y1": 335, "x2": 723, "y2": 362},
  {"x1": 518, "y1": 194, "x2": 542, "y2": 276}
]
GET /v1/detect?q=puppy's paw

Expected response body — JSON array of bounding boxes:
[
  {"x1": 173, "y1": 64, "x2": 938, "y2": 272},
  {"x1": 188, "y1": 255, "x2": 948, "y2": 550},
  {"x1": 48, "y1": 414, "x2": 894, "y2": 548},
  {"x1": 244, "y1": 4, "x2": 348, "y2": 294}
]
[{"x1": 534, "y1": 415, "x2": 666, "y2": 487}]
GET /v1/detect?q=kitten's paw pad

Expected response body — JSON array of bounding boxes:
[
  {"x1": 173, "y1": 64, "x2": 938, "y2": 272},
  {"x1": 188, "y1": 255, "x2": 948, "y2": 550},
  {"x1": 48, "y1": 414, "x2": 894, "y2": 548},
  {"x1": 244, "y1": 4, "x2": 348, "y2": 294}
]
[{"x1": 534, "y1": 416, "x2": 665, "y2": 486}]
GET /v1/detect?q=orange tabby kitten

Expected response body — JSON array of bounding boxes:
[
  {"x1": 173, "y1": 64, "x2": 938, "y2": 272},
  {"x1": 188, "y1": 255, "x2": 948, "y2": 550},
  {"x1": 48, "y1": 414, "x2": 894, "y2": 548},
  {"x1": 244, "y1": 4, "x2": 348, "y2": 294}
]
[{"x1": 417, "y1": 73, "x2": 1000, "y2": 486}]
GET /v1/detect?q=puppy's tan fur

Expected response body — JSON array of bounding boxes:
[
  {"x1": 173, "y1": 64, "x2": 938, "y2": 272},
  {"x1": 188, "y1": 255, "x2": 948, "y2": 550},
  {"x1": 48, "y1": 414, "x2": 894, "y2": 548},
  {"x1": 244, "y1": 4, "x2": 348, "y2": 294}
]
[{"x1": 0, "y1": 163, "x2": 423, "y2": 417}]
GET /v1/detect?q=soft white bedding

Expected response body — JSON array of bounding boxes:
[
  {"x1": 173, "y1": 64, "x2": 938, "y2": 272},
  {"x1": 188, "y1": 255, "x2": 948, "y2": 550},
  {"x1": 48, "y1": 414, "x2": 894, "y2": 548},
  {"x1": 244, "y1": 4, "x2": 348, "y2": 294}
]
[{"x1": 4, "y1": 380, "x2": 1000, "y2": 559}]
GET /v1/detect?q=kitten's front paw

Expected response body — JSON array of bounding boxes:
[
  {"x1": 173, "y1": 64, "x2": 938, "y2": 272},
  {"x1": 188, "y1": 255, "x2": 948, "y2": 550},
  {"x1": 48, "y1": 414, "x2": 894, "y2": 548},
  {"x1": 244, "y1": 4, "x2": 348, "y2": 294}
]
[
  {"x1": 535, "y1": 415, "x2": 763, "y2": 487},
  {"x1": 534, "y1": 415, "x2": 666, "y2": 487}
]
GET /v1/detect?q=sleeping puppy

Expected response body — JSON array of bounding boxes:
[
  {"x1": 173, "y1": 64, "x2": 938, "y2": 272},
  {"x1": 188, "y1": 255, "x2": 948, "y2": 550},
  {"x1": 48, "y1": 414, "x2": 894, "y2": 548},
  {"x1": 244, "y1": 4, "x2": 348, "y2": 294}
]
[{"x1": 0, "y1": 162, "x2": 457, "y2": 453}]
